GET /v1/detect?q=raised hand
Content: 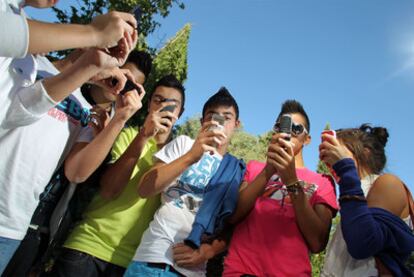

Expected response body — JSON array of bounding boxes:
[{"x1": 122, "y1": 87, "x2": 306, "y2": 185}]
[
  {"x1": 319, "y1": 133, "x2": 354, "y2": 167},
  {"x1": 267, "y1": 133, "x2": 298, "y2": 185},
  {"x1": 113, "y1": 79, "x2": 145, "y2": 123},
  {"x1": 187, "y1": 121, "x2": 227, "y2": 163}
]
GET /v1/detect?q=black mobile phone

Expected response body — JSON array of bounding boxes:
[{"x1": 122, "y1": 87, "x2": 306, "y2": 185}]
[
  {"x1": 120, "y1": 79, "x2": 141, "y2": 95},
  {"x1": 279, "y1": 114, "x2": 292, "y2": 141},
  {"x1": 160, "y1": 105, "x2": 177, "y2": 113}
]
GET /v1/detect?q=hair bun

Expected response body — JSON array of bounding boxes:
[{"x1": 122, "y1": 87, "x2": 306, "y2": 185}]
[{"x1": 359, "y1": 124, "x2": 389, "y2": 147}]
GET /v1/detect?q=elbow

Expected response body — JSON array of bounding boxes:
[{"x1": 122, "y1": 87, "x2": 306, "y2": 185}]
[
  {"x1": 137, "y1": 186, "x2": 151, "y2": 198},
  {"x1": 65, "y1": 168, "x2": 88, "y2": 184},
  {"x1": 64, "y1": 161, "x2": 89, "y2": 184},
  {"x1": 309, "y1": 241, "x2": 327, "y2": 254}
]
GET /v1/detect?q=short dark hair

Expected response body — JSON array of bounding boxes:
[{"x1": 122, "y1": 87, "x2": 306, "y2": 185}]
[
  {"x1": 152, "y1": 74, "x2": 185, "y2": 114},
  {"x1": 126, "y1": 50, "x2": 152, "y2": 79},
  {"x1": 202, "y1": 87, "x2": 239, "y2": 120},
  {"x1": 336, "y1": 124, "x2": 389, "y2": 174},
  {"x1": 277, "y1": 100, "x2": 310, "y2": 132}
]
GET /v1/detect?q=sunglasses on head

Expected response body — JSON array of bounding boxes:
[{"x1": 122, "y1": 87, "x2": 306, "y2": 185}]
[{"x1": 273, "y1": 121, "x2": 308, "y2": 136}]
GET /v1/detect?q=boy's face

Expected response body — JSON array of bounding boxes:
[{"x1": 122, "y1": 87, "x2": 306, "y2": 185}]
[
  {"x1": 285, "y1": 113, "x2": 311, "y2": 155},
  {"x1": 148, "y1": 86, "x2": 183, "y2": 129},
  {"x1": 202, "y1": 106, "x2": 240, "y2": 145},
  {"x1": 101, "y1": 63, "x2": 145, "y2": 103}
]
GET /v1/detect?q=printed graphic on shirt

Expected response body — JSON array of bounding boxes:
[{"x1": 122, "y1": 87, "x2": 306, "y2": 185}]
[
  {"x1": 165, "y1": 154, "x2": 222, "y2": 213},
  {"x1": 263, "y1": 174, "x2": 318, "y2": 206},
  {"x1": 36, "y1": 72, "x2": 90, "y2": 126}
]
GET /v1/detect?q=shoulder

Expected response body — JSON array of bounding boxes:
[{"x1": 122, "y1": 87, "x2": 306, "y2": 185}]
[
  {"x1": 167, "y1": 135, "x2": 194, "y2": 151},
  {"x1": 368, "y1": 174, "x2": 406, "y2": 199},
  {"x1": 114, "y1": 126, "x2": 139, "y2": 147},
  {"x1": 243, "y1": 160, "x2": 266, "y2": 183},
  {"x1": 367, "y1": 174, "x2": 407, "y2": 217}
]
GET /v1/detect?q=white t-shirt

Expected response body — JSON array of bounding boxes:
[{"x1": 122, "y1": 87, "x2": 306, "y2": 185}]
[
  {"x1": 0, "y1": 56, "x2": 94, "y2": 240},
  {"x1": 0, "y1": 0, "x2": 29, "y2": 58},
  {"x1": 133, "y1": 135, "x2": 222, "y2": 277},
  {"x1": 321, "y1": 174, "x2": 412, "y2": 277}
]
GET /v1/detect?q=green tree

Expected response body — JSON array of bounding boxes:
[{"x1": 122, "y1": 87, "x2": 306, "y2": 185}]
[
  {"x1": 128, "y1": 23, "x2": 191, "y2": 126},
  {"x1": 52, "y1": 0, "x2": 185, "y2": 54}
]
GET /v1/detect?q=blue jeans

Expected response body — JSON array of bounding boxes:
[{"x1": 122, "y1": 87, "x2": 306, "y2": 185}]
[
  {"x1": 0, "y1": 236, "x2": 21, "y2": 275},
  {"x1": 53, "y1": 248, "x2": 126, "y2": 277},
  {"x1": 124, "y1": 261, "x2": 181, "y2": 277}
]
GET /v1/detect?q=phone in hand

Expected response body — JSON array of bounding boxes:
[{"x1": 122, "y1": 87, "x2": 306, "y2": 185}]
[
  {"x1": 110, "y1": 77, "x2": 141, "y2": 95},
  {"x1": 209, "y1": 114, "x2": 225, "y2": 131},
  {"x1": 160, "y1": 105, "x2": 177, "y2": 113},
  {"x1": 279, "y1": 114, "x2": 292, "y2": 141},
  {"x1": 120, "y1": 79, "x2": 142, "y2": 96},
  {"x1": 321, "y1": 124, "x2": 336, "y2": 142}
]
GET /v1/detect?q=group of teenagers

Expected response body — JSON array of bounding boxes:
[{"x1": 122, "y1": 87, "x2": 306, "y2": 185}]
[{"x1": 1, "y1": 0, "x2": 414, "y2": 276}]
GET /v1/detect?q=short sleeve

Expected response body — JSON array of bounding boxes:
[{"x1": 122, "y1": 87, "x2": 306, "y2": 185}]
[
  {"x1": 243, "y1": 160, "x2": 266, "y2": 183},
  {"x1": 109, "y1": 126, "x2": 139, "y2": 163},
  {"x1": 311, "y1": 174, "x2": 339, "y2": 213},
  {"x1": 155, "y1": 135, "x2": 193, "y2": 164},
  {"x1": 0, "y1": 11, "x2": 29, "y2": 58},
  {"x1": 2, "y1": 81, "x2": 57, "y2": 129}
]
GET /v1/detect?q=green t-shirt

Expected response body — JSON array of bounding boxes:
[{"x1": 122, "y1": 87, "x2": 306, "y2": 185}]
[{"x1": 64, "y1": 126, "x2": 160, "y2": 268}]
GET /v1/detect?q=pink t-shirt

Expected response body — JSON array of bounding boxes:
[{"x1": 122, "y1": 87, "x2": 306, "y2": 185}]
[{"x1": 224, "y1": 160, "x2": 338, "y2": 277}]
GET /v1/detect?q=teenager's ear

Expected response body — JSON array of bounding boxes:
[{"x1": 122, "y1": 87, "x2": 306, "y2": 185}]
[
  {"x1": 235, "y1": 119, "x2": 241, "y2": 129},
  {"x1": 304, "y1": 134, "x2": 311, "y2": 146}
]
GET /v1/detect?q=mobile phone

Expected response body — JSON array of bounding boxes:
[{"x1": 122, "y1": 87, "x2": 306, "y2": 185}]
[
  {"x1": 209, "y1": 114, "x2": 225, "y2": 131},
  {"x1": 120, "y1": 79, "x2": 141, "y2": 96},
  {"x1": 321, "y1": 124, "x2": 336, "y2": 142},
  {"x1": 279, "y1": 114, "x2": 292, "y2": 141},
  {"x1": 160, "y1": 105, "x2": 177, "y2": 113}
]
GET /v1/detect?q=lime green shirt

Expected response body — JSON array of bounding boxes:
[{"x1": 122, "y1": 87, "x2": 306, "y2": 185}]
[{"x1": 64, "y1": 126, "x2": 160, "y2": 268}]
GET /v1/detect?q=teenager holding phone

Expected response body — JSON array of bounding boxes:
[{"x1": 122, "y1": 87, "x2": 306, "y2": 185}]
[
  {"x1": 320, "y1": 124, "x2": 414, "y2": 276},
  {"x1": 223, "y1": 100, "x2": 338, "y2": 277}
]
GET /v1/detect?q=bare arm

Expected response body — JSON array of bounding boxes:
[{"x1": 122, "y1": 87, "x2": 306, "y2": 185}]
[
  {"x1": 100, "y1": 104, "x2": 176, "y2": 199},
  {"x1": 269, "y1": 134, "x2": 334, "y2": 253},
  {"x1": 229, "y1": 165, "x2": 274, "y2": 224},
  {"x1": 100, "y1": 131, "x2": 151, "y2": 199},
  {"x1": 138, "y1": 124, "x2": 227, "y2": 198},
  {"x1": 290, "y1": 192, "x2": 333, "y2": 253},
  {"x1": 367, "y1": 174, "x2": 408, "y2": 218},
  {"x1": 173, "y1": 239, "x2": 227, "y2": 269},
  {"x1": 27, "y1": 11, "x2": 137, "y2": 54},
  {"x1": 65, "y1": 85, "x2": 144, "y2": 183}
]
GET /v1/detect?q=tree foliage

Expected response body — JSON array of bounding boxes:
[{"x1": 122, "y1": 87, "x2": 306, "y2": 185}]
[{"x1": 129, "y1": 23, "x2": 191, "y2": 126}]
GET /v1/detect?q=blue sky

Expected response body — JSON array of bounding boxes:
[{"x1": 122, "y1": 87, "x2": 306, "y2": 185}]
[{"x1": 27, "y1": 1, "x2": 414, "y2": 189}]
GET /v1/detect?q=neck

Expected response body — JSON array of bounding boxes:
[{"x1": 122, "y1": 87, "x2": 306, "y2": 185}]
[
  {"x1": 216, "y1": 142, "x2": 229, "y2": 156},
  {"x1": 295, "y1": 151, "x2": 305, "y2": 168},
  {"x1": 154, "y1": 131, "x2": 172, "y2": 148},
  {"x1": 90, "y1": 86, "x2": 112, "y2": 109}
]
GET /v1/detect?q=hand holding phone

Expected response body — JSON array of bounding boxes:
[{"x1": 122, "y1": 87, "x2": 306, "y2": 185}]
[
  {"x1": 321, "y1": 123, "x2": 336, "y2": 142},
  {"x1": 209, "y1": 114, "x2": 225, "y2": 131},
  {"x1": 119, "y1": 79, "x2": 142, "y2": 95},
  {"x1": 278, "y1": 114, "x2": 292, "y2": 141}
]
